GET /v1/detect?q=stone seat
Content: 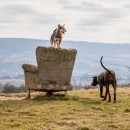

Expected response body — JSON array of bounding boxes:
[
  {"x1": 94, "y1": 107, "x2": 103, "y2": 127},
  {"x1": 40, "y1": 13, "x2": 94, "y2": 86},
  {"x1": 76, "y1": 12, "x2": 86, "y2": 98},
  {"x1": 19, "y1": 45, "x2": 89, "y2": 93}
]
[{"x1": 22, "y1": 46, "x2": 77, "y2": 98}]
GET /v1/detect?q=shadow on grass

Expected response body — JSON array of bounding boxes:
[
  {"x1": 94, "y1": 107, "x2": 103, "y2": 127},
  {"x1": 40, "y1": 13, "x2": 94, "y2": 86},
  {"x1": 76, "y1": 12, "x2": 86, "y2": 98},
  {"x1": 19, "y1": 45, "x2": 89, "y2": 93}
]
[
  {"x1": 32, "y1": 94, "x2": 80, "y2": 101},
  {"x1": 32, "y1": 94, "x2": 101, "y2": 105},
  {"x1": 79, "y1": 97, "x2": 101, "y2": 105}
]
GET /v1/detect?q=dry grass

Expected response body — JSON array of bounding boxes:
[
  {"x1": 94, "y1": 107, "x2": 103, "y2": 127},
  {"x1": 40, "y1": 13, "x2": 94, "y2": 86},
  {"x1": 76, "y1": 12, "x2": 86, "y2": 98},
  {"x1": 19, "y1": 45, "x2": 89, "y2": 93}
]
[{"x1": 0, "y1": 87, "x2": 130, "y2": 130}]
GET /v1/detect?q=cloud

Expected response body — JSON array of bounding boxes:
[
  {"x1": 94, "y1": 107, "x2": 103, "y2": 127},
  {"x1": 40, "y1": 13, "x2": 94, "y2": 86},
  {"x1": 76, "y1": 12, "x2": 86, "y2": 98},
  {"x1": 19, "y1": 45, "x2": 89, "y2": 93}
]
[
  {"x1": 75, "y1": 2, "x2": 124, "y2": 26},
  {"x1": 63, "y1": 1, "x2": 103, "y2": 12},
  {"x1": 0, "y1": 3, "x2": 57, "y2": 25},
  {"x1": 1, "y1": 4, "x2": 33, "y2": 15},
  {"x1": 32, "y1": 13, "x2": 56, "y2": 25},
  {"x1": 58, "y1": 0, "x2": 72, "y2": 6},
  {"x1": 0, "y1": 4, "x2": 31, "y2": 23},
  {"x1": 0, "y1": 0, "x2": 130, "y2": 43}
]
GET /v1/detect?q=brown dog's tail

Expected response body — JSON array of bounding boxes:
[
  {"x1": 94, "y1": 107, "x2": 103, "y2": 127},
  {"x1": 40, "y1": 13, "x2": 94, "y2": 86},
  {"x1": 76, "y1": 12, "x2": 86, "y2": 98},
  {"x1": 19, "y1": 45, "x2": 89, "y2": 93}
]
[{"x1": 100, "y1": 56, "x2": 112, "y2": 74}]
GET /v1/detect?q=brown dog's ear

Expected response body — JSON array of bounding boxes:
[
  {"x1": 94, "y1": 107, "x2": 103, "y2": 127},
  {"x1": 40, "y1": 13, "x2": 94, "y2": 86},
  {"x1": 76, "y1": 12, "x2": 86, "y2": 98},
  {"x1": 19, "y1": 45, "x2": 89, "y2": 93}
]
[{"x1": 92, "y1": 76, "x2": 98, "y2": 81}]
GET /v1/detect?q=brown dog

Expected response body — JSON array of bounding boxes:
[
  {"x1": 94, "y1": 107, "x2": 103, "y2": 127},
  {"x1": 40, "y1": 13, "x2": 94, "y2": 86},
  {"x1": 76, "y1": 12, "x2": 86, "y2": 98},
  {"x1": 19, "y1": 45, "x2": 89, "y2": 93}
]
[
  {"x1": 50, "y1": 24, "x2": 66, "y2": 48},
  {"x1": 91, "y1": 56, "x2": 117, "y2": 103}
]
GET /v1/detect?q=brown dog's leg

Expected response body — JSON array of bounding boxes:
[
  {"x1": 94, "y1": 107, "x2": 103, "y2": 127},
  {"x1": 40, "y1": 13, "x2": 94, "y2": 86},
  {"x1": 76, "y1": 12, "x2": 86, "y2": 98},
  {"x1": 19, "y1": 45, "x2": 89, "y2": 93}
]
[
  {"x1": 112, "y1": 83, "x2": 116, "y2": 103},
  {"x1": 114, "y1": 90, "x2": 116, "y2": 103},
  {"x1": 100, "y1": 85, "x2": 104, "y2": 98},
  {"x1": 107, "y1": 86, "x2": 111, "y2": 102},
  {"x1": 103, "y1": 84, "x2": 108, "y2": 101}
]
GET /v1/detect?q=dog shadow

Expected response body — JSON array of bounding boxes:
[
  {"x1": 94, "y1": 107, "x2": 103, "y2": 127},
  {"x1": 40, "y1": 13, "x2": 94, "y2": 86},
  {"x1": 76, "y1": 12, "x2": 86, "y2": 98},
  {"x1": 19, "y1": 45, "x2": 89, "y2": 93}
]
[{"x1": 80, "y1": 97, "x2": 101, "y2": 105}]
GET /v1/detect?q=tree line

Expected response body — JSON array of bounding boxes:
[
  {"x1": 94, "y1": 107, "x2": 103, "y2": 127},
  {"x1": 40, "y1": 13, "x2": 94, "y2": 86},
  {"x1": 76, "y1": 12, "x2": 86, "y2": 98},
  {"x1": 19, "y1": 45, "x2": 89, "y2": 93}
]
[{"x1": 0, "y1": 83, "x2": 26, "y2": 93}]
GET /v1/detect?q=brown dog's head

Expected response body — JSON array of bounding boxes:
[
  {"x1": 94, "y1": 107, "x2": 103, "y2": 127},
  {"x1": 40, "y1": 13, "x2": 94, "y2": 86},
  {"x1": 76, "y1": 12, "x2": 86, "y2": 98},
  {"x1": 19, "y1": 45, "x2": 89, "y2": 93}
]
[
  {"x1": 91, "y1": 76, "x2": 99, "y2": 86},
  {"x1": 58, "y1": 24, "x2": 66, "y2": 34}
]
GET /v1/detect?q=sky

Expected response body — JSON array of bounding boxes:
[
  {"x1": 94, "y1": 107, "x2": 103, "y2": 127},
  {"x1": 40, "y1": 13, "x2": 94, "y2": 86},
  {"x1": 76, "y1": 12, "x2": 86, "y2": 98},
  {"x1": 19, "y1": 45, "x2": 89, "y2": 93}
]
[{"x1": 0, "y1": 0, "x2": 130, "y2": 43}]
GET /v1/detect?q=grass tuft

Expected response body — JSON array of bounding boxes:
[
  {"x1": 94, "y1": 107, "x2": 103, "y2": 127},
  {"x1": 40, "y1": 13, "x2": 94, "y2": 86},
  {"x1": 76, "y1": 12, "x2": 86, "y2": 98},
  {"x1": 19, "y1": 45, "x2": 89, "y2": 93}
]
[
  {"x1": 124, "y1": 108, "x2": 130, "y2": 112},
  {"x1": 80, "y1": 126, "x2": 90, "y2": 130}
]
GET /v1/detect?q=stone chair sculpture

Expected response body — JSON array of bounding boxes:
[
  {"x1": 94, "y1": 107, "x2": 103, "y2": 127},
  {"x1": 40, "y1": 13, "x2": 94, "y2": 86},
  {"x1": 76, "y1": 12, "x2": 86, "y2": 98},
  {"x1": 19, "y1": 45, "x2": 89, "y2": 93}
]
[{"x1": 22, "y1": 46, "x2": 77, "y2": 99}]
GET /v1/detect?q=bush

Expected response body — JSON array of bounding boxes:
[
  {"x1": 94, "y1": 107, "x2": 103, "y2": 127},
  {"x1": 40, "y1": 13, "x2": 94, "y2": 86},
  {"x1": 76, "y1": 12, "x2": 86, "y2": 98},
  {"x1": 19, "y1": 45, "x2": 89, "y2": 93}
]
[
  {"x1": 2, "y1": 83, "x2": 26, "y2": 93},
  {"x1": 0, "y1": 83, "x2": 4, "y2": 90}
]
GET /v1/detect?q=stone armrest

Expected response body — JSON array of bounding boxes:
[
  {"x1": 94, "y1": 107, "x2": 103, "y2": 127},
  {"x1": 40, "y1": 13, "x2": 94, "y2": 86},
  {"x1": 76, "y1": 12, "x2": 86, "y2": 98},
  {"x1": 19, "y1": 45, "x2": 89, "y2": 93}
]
[{"x1": 22, "y1": 64, "x2": 38, "y2": 73}]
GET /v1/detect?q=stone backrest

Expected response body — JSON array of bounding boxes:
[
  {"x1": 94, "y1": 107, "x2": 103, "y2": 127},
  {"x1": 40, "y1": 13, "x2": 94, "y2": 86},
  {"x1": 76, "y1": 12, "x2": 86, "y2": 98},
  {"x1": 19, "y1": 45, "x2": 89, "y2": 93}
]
[{"x1": 36, "y1": 46, "x2": 77, "y2": 86}]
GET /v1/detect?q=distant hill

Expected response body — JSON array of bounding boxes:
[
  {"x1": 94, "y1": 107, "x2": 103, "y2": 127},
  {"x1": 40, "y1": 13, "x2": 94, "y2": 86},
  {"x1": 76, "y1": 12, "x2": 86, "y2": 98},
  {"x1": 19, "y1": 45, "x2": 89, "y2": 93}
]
[{"x1": 0, "y1": 38, "x2": 130, "y2": 85}]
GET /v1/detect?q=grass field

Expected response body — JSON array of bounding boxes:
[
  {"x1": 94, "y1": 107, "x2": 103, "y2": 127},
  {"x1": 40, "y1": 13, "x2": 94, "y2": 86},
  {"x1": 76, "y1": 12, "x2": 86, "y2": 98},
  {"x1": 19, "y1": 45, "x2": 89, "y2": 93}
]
[{"x1": 0, "y1": 87, "x2": 130, "y2": 130}]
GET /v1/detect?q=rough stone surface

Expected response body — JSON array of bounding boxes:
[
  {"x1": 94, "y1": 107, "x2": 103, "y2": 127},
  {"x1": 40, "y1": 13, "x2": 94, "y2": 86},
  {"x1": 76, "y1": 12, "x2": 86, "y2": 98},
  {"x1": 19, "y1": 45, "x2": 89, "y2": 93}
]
[
  {"x1": 22, "y1": 46, "x2": 77, "y2": 91},
  {"x1": 22, "y1": 64, "x2": 39, "y2": 89}
]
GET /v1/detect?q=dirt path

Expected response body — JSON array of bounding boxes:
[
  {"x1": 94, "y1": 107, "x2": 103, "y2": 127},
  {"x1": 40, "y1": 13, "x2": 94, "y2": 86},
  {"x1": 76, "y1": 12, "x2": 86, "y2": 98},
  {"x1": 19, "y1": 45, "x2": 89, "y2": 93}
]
[
  {"x1": 0, "y1": 94, "x2": 25, "y2": 101},
  {"x1": 0, "y1": 96, "x2": 25, "y2": 101}
]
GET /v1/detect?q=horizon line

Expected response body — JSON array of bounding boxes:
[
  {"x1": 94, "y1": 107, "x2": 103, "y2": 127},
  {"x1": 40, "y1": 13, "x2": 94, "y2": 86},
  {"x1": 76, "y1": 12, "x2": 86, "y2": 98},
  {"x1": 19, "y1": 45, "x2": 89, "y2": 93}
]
[{"x1": 0, "y1": 37, "x2": 130, "y2": 45}]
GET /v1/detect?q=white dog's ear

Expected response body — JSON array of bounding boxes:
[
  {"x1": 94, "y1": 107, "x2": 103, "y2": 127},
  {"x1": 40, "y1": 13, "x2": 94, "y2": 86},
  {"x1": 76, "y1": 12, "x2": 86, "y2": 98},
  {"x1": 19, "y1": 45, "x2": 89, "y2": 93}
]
[
  {"x1": 62, "y1": 24, "x2": 65, "y2": 27},
  {"x1": 58, "y1": 24, "x2": 61, "y2": 28}
]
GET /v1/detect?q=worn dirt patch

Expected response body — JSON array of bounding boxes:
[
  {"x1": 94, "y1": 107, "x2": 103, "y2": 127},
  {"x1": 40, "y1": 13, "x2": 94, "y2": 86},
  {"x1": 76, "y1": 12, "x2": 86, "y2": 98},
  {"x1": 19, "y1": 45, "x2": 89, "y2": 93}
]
[{"x1": 0, "y1": 95, "x2": 25, "y2": 101}]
